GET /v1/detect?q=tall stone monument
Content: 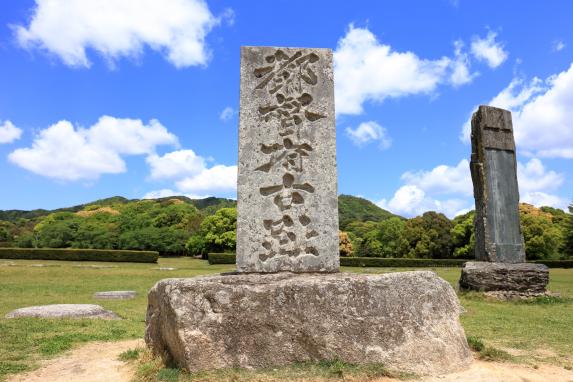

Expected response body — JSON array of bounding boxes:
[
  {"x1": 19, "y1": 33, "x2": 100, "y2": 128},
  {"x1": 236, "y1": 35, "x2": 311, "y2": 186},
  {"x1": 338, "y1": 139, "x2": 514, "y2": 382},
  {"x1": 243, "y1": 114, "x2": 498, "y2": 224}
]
[
  {"x1": 145, "y1": 46, "x2": 472, "y2": 376},
  {"x1": 470, "y1": 106, "x2": 524, "y2": 263},
  {"x1": 459, "y1": 106, "x2": 549, "y2": 295},
  {"x1": 236, "y1": 47, "x2": 339, "y2": 273}
]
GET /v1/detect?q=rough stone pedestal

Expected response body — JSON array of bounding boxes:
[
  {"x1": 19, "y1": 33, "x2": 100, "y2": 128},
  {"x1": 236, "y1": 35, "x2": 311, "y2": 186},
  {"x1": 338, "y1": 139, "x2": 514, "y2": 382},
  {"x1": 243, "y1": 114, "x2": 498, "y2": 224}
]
[
  {"x1": 459, "y1": 262, "x2": 549, "y2": 295},
  {"x1": 145, "y1": 271, "x2": 471, "y2": 376}
]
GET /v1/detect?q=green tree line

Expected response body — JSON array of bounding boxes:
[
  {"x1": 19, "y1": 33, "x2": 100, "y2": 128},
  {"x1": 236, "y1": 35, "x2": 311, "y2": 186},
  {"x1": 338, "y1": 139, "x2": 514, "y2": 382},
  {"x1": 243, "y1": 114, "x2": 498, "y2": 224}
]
[
  {"x1": 0, "y1": 199, "x2": 237, "y2": 257},
  {"x1": 342, "y1": 203, "x2": 573, "y2": 260},
  {"x1": 0, "y1": 195, "x2": 571, "y2": 260}
]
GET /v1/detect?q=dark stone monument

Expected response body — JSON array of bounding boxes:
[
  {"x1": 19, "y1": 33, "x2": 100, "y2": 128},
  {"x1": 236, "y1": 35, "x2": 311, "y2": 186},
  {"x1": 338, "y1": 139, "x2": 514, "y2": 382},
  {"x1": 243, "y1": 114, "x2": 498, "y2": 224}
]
[{"x1": 460, "y1": 105, "x2": 549, "y2": 296}]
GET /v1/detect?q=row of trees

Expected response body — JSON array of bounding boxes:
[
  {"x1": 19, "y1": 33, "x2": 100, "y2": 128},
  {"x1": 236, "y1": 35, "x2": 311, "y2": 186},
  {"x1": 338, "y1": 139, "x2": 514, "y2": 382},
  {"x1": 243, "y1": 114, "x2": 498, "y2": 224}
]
[
  {"x1": 0, "y1": 200, "x2": 238, "y2": 256},
  {"x1": 1, "y1": 196, "x2": 571, "y2": 260},
  {"x1": 342, "y1": 204, "x2": 573, "y2": 260}
]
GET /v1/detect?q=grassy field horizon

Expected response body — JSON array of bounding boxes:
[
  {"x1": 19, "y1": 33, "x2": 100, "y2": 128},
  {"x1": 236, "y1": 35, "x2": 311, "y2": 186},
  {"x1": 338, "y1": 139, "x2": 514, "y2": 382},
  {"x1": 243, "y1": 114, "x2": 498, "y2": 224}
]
[{"x1": 1, "y1": 257, "x2": 572, "y2": 381}]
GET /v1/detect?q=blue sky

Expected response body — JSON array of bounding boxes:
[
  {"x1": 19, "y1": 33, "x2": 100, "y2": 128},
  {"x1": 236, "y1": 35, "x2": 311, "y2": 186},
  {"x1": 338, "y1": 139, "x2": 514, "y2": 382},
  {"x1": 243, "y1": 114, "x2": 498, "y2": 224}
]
[{"x1": 0, "y1": 0, "x2": 572, "y2": 217}]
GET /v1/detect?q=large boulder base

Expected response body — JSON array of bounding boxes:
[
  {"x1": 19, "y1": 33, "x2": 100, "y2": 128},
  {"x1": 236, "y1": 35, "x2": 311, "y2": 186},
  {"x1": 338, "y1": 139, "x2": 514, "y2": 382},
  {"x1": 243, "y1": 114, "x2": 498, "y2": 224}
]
[
  {"x1": 459, "y1": 261, "x2": 549, "y2": 293},
  {"x1": 145, "y1": 271, "x2": 471, "y2": 376},
  {"x1": 5, "y1": 304, "x2": 120, "y2": 319}
]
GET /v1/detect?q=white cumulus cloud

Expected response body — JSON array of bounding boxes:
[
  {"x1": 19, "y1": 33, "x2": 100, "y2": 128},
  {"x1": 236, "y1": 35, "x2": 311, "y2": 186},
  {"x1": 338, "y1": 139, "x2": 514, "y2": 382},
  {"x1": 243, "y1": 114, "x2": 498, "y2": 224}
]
[
  {"x1": 521, "y1": 192, "x2": 566, "y2": 209},
  {"x1": 176, "y1": 164, "x2": 237, "y2": 193},
  {"x1": 517, "y1": 158, "x2": 564, "y2": 194},
  {"x1": 333, "y1": 26, "x2": 482, "y2": 114},
  {"x1": 147, "y1": 149, "x2": 206, "y2": 180},
  {"x1": 219, "y1": 106, "x2": 234, "y2": 121},
  {"x1": 334, "y1": 25, "x2": 457, "y2": 115},
  {"x1": 553, "y1": 40, "x2": 566, "y2": 52},
  {"x1": 377, "y1": 157, "x2": 566, "y2": 218},
  {"x1": 462, "y1": 63, "x2": 573, "y2": 159},
  {"x1": 401, "y1": 159, "x2": 473, "y2": 197},
  {"x1": 145, "y1": 149, "x2": 237, "y2": 197},
  {"x1": 345, "y1": 121, "x2": 391, "y2": 149},
  {"x1": 450, "y1": 40, "x2": 477, "y2": 86},
  {"x1": 378, "y1": 185, "x2": 470, "y2": 218},
  {"x1": 470, "y1": 31, "x2": 508, "y2": 69},
  {"x1": 9, "y1": 116, "x2": 177, "y2": 181},
  {"x1": 14, "y1": 0, "x2": 224, "y2": 68},
  {"x1": 0, "y1": 120, "x2": 23, "y2": 144}
]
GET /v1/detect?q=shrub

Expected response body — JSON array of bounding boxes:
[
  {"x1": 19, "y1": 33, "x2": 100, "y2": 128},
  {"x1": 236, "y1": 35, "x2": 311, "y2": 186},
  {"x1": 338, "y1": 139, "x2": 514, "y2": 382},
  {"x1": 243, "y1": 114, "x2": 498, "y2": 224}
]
[
  {"x1": 0, "y1": 248, "x2": 158, "y2": 263},
  {"x1": 466, "y1": 336, "x2": 485, "y2": 352},
  {"x1": 186, "y1": 234, "x2": 208, "y2": 258},
  {"x1": 208, "y1": 253, "x2": 236, "y2": 265},
  {"x1": 339, "y1": 231, "x2": 353, "y2": 256}
]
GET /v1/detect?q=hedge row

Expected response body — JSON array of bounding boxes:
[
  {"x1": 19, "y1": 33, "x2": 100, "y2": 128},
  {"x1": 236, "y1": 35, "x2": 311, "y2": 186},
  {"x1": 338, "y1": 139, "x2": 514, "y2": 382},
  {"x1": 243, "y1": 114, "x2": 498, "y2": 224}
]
[
  {"x1": 207, "y1": 254, "x2": 467, "y2": 267},
  {"x1": 0, "y1": 248, "x2": 158, "y2": 263},
  {"x1": 531, "y1": 260, "x2": 573, "y2": 268},
  {"x1": 207, "y1": 253, "x2": 573, "y2": 268},
  {"x1": 341, "y1": 257, "x2": 573, "y2": 268},
  {"x1": 208, "y1": 252, "x2": 236, "y2": 265},
  {"x1": 340, "y1": 257, "x2": 468, "y2": 267}
]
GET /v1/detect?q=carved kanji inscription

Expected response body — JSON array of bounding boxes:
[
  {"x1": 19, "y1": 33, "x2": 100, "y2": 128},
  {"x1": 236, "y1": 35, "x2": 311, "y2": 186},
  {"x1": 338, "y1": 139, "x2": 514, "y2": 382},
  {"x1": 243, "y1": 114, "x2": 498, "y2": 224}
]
[{"x1": 237, "y1": 46, "x2": 338, "y2": 273}]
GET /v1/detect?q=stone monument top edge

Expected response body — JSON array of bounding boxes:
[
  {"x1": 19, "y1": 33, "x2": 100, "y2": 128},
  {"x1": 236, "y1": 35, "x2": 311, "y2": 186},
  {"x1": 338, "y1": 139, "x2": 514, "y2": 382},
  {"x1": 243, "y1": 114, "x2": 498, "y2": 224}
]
[
  {"x1": 472, "y1": 105, "x2": 513, "y2": 132},
  {"x1": 240, "y1": 45, "x2": 332, "y2": 52}
]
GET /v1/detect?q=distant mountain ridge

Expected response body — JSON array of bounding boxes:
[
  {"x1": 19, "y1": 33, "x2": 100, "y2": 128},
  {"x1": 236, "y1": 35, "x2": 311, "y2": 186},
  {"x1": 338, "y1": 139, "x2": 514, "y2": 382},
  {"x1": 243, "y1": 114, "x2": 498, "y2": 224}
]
[
  {"x1": 0, "y1": 194, "x2": 399, "y2": 225},
  {"x1": 0, "y1": 196, "x2": 236, "y2": 222}
]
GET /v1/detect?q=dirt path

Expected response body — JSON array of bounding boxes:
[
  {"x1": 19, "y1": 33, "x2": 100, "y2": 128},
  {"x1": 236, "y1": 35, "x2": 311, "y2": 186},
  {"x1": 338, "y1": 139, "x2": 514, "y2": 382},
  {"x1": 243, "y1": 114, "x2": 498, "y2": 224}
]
[
  {"x1": 7, "y1": 339, "x2": 143, "y2": 382},
  {"x1": 7, "y1": 340, "x2": 573, "y2": 382},
  {"x1": 417, "y1": 360, "x2": 573, "y2": 382}
]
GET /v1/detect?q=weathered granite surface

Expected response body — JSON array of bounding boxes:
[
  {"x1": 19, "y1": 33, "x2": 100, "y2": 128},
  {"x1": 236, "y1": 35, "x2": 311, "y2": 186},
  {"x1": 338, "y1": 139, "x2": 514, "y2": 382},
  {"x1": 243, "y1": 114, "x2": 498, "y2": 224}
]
[
  {"x1": 236, "y1": 46, "x2": 338, "y2": 273},
  {"x1": 5, "y1": 304, "x2": 120, "y2": 319},
  {"x1": 145, "y1": 271, "x2": 471, "y2": 375},
  {"x1": 93, "y1": 291, "x2": 137, "y2": 300},
  {"x1": 470, "y1": 105, "x2": 525, "y2": 263},
  {"x1": 459, "y1": 262, "x2": 549, "y2": 293}
]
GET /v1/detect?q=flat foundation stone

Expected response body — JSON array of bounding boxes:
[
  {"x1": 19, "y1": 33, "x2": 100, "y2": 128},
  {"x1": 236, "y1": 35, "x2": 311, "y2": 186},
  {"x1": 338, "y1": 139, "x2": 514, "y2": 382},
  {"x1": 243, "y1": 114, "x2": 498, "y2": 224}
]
[
  {"x1": 145, "y1": 271, "x2": 471, "y2": 376},
  {"x1": 5, "y1": 304, "x2": 121, "y2": 319},
  {"x1": 94, "y1": 291, "x2": 137, "y2": 300},
  {"x1": 459, "y1": 261, "x2": 549, "y2": 293},
  {"x1": 483, "y1": 290, "x2": 559, "y2": 301},
  {"x1": 72, "y1": 265, "x2": 118, "y2": 269}
]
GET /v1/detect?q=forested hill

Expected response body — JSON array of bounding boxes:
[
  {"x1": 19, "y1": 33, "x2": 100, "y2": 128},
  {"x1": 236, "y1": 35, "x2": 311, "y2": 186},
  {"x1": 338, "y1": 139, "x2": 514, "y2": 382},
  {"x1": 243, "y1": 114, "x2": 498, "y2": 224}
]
[
  {"x1": 0, "y1": 193, "x2": 400, "y2": 257},
  {"x1": 0, "y1": 194, "x2": 398, "y2": 226},
  {"x1": 0, "y1": 194, "x2": 570, "y2": 261},
  {"x1": 0, "y1": 196, "x2": 236, "y2": 222},
  {"x1": 338, "y1": 194, "x2": 399, "y2": 230}
]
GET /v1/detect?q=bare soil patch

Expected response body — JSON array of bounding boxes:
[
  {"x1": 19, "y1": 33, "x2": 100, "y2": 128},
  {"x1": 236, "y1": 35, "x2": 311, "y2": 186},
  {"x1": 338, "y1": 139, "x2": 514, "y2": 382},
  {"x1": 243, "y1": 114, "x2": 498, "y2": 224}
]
[
  {"x1": 6, "y1": 340, "x2": 573, "y2": 382},
  {"x1": 418, "y1": 359, "x2": 573, "y2": 382},
  {"x1": 7, "y1": 339, "x2": 142, "y2": 382}
]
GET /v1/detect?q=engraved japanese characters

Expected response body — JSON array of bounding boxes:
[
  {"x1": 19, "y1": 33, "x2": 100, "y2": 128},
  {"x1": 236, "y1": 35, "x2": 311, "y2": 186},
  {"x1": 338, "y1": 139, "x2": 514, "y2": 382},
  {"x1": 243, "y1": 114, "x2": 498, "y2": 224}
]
[{"x1": 236, "y1": 47, "x2": 338, "y2": 273}]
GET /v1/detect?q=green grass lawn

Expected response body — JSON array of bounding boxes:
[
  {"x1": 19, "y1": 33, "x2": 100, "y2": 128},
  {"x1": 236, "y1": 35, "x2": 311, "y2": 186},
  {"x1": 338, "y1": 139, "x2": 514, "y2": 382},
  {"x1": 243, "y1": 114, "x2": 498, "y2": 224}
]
[{"x1": 1, "y1": 258, "x2": 572, "y2": 381}]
